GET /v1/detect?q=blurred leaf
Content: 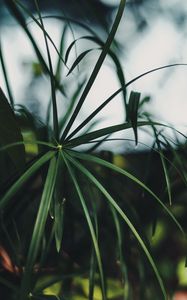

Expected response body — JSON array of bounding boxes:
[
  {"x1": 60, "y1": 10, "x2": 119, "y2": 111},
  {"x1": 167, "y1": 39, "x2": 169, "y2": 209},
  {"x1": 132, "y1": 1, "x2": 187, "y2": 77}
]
[
  {"x1": 139, "y1": 96, "x2": 151, "y2": 109},
  {"x1": 0, "y1": 151, "x2": 55, "y2": 213},
  {"x1": 0, "y1": 40, "x2": 14, "y2": 106},
  {"x1": 66, "y1": 49, "x2": 100, "y2": 76},
  {"x1": 177, "y1": 258, "x2": 187, "y2": 286},
  {"x1": 32, "y1": 295, "x2": 61, "y2": 300},
  {"x1": 0, "y1": 88, "x2": 25, "y2": 170},
  {"x1": 43, "y1": 280, "x2": 62, "y2": 297},
  {"x1": 55, "y1": 25, "x2": 68, "y2": 81},
  {"x1": 7, "y1": 0, "x2": 66, "y2": 96},
  {"x1": 127, "y1": 91, "x2": 141, "y2": 145},
  {"x1": 34, "y1": 0, "x2": 59, "y2": 140},
  {"x1": 59, "y1": 79, "x2": 86, "y2": 131}
]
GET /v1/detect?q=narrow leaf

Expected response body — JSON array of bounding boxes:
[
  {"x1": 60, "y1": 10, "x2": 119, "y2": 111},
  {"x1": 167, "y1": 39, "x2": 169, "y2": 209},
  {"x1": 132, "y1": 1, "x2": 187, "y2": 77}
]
[
  {"x1": 0, "y1": 40, "x2": 14, "y2": 106},
  {"x1": 127, "y1": 91, "x2": 141, "y2": 145},
  {"x1": 62, "y1": 152, "x2": 106, "y2": 300},
  {"x1": 64, "y1": 121, "x2": 167, "y2": 148},
  {"x1": 34, "y1": 0, "x2": 59, "y2": 140},
  {"x1": 63, "y1": 63, "x2": 187, "y2": 140},
  {"x1": 54, "y1": 198, "x2": 65, "y2": 253},
  {"x1": 64, "y1": 152, "x2": 167, "y2": 300},
  {"x1": 67, "y1": 150, "x2": 184, "y2": 235},
  {"x1": 66, "y1": 49, "x2": 100, "y2": 76},
  {"x1": 61, "y1": 0, "x2": 126, "y2": 140},
  {"x1": 0, "y1": 151, "x2": 55, "y2": 211},
  {"x1": 20, "y1": 154, "x2": 59, "y2": 298}
]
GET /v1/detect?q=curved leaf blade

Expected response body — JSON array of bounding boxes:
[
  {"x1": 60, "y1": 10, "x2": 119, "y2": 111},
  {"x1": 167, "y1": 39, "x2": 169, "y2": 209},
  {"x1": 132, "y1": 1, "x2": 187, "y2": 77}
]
[
  {"x1": 64, "y1": 152, "x2": 168, "y2": 300},
  {"x1": 61, "y1": 0, "x2": 127, "y2": 141},
  {"x1": 64, "y1": 63, "x2": 187, "y2": 140},
  {"x1": 62, "y1": 152, "x2": 106, "y2": 300},
  {"x1": 66, "y1": 48, "x2": 100, "y2": 76},
  {"x1": 67, "y1": 150, "x2": 184, "y2": 235},
  {"x1": 0, "y1": 151, "x2": 55, "y2": 211}
]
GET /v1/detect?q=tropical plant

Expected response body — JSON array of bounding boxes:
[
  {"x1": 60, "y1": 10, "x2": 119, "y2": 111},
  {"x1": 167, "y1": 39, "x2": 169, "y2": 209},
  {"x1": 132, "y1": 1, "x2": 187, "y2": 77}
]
[{"x1": 0, "y1": 0, "x2": 187, "y2": 299}]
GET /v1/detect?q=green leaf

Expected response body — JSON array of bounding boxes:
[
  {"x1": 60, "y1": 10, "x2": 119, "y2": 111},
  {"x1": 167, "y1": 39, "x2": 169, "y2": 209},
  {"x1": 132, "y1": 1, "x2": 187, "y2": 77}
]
[
  {"x1": 7, "y1": 0, "x2": 66, "y2": 96},
  {"x1": 54, "y1": 199, "x2": 64, "y2": 253},
  {"x1": 5, "y1": 0, "x2": 48, "y2": 73},
  {"x1": 127, "y1": 91, "x2": 141, "y2": 145},
  {"x1": 42, "y1": 15, "x2": 99, "y2": 38},
  {"x1": 110, "y1": 206, "x2": 129, "y2": 299},
  {"x1": 0, "y1": 88, "x2": 25, "y2": 170},
  {"x1": 0, "y1": 39, "x2": 14, "y2": 106},
  {"x1": 66, "y1": 48, "x2": 100, "y2": 76},
  {"x1": 0, "y1": 151, "x2": 55, "y2": 211},
  {"x1": 62, "y1": 152, "x2": 106, "y2": 300},
  {"x1": 63, "y1": 35, "x2": 126, "y2": 140},
  {"x1": 20, "y1": 153, "x2": 59, "y2": 299},
  {"x1": 64, "y1": 121, "x2": 166, "y2": 148},
  {"x1": 64, "y1": 152, "x2": 167, "y2": 300},
  {"x1": 59, "y1": 79, "x2": 86, "y2": 132},
  {"x1": 154, "y1": 131, "x2": 172, "y2": 206},
  {"x1": 55, "y1": 25, "x2": 68, "y2": 81},
  {"x1": 61, "y1": 0, "x2": 127, "y2": 141},
  {"x1": 67, "y1": 150, "x2": 184, "y2": 235},
  {"x1": 31, "y1": 295, "x2": 61, "y2": 300},
  {"x1": 64, "y1": 63, "x2": 187, "y2": 141},
  {"x1": 34, "y1": 0, "x2": 59, "y2": 141}
]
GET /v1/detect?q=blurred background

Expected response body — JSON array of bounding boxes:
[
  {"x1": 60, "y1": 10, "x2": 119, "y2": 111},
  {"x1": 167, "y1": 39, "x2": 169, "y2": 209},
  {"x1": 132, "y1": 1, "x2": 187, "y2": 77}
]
[{"x1": 1, "y1": 0, "x2": 187, "y2": 151}]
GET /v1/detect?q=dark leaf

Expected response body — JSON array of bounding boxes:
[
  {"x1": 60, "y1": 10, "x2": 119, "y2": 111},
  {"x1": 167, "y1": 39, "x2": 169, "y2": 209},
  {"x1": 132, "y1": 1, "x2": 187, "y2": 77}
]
[
  {"x1": 127, "y1": 91, "x2": 141, "y2": 145},
  {"x1": 0, "y1": 88, "x2": 25, "y2": 170}
]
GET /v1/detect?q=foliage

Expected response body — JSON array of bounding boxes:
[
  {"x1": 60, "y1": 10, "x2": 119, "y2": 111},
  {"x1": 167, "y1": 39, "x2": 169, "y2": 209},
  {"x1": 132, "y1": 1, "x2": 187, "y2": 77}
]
[{"x1": 0, "y1": 1, "x2": 187, "y2": 300}]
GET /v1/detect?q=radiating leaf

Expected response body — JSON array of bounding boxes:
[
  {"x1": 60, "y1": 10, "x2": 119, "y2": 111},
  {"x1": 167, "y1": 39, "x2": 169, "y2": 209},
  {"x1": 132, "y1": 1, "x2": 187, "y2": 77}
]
[
  {"x1": 65, "y1": 120, "x2": 166, "y2": 148},
  {"x1": 61, "y1": 0, "x2": 127, "y2": 141},
  {"x1": 64, "y1": 63, "x2": 187, "y2": 141},
  {"x1": 67, "y1": 150, "x2": 184, "y2": 235},
  {"x1": 20, "y1": 153, "x2": 59, "y2": 298},
  {"x1": 62, "y1": 152, "x2": 106, "y2": 300},
  {"x1": 64, "y1": 152, "x2": 167, "y2": 300}
]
